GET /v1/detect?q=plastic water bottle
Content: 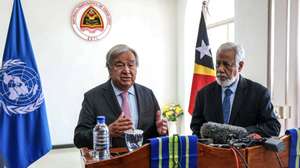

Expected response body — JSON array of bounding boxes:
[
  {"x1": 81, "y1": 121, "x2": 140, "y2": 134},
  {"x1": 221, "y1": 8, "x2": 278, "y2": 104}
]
[{"x1": 93, "y1": 116, "x2": 110, "y2": 160}]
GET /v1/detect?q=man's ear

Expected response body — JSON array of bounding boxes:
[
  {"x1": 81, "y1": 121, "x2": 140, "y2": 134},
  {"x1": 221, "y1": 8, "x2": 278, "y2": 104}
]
[
  {"x1": 238, "y1": 61, "x2": 244, "y2": 72},
  {"x1": 107, "y1": 68, "x2": 112, "y2": 77}
]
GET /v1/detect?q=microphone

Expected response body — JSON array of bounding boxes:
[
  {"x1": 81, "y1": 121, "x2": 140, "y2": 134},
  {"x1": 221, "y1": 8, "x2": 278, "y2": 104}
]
[{"x1": 200, "y1": 122, "x2": 248, "y2": 144}]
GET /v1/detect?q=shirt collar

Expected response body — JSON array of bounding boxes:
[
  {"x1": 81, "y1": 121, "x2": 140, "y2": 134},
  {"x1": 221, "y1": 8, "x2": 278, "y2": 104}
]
[{"x1": 111, "y1": 80, "x2": 135, "y2": 96}]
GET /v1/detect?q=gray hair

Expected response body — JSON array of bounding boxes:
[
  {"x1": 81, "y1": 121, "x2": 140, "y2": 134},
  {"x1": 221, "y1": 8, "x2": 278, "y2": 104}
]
[
  {"x1": 216, "y1": 42, "x2": 245, "y2": 64},
  {"x1": 106, "y1": 44, "x2": 139, "y2": 68}
]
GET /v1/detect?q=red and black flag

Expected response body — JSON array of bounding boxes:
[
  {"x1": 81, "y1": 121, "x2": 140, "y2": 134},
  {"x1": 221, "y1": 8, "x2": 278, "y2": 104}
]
[{"x1": 188, "y1": 9, "x2": 216, "y2": 114}]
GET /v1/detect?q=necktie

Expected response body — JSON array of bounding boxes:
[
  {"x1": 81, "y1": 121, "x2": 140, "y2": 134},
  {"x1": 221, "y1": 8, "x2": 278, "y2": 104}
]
[
  {"x1": 121, "y1": 91, "x2": 131, "y2": 118},
  {"x1": 222, "y1": 88, "x2": 233, "y2": 124}
]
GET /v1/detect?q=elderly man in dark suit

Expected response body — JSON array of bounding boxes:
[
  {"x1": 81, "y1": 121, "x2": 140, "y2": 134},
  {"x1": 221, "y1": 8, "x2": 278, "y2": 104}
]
[
  {"x1": 74, "y1": 44, "x2": 168, "y2": 148},
  {"x1": 191, "y1": 42, "x2": 280, "y2": 139}
]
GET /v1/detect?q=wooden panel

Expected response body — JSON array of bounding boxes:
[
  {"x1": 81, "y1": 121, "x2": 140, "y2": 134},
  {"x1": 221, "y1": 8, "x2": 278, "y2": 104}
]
[
  {"x1": 81, "y1": 145, "x2": 150, "y2": 168},
  {"x1": 198, "y1": 144, "x2": 247, "y2": 168},
  {"x1": 247, "y1": 135, "x2": 290, "y2": 168}
]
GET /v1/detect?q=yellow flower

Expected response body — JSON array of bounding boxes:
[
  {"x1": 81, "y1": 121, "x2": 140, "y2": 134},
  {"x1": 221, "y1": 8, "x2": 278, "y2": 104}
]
[
  {"x1": 166, "y1": 111, "x2": 172, "y2": 116},
  {"x1": 163, "y1": 105, "x2": 169, "y2": 112},
  {"x1": 175, "y1": 107, "x2": 181, "y2": 113},
  {"x1": 162, "y1": 103, "x2": 183, "y2": 121}
]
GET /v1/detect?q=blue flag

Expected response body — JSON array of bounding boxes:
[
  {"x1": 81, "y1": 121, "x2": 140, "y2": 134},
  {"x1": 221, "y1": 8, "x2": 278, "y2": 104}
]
[
  {"x1": 285, "y1": 129, "x2": 300, "y2": 168},
  {"x1": 0, "y1": 0, "x2": 52, "y2": 167}
]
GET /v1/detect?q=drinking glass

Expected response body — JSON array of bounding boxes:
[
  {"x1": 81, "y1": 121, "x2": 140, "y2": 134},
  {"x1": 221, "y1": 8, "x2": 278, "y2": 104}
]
[{"x1": 124, "y1": 129, "x2": 143, "y2": 152}]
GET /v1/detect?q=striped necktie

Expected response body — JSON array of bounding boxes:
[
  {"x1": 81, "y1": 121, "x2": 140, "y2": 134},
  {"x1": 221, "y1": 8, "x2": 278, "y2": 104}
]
[{"x1": 223, "y1": 88, "x2": 233, "y2": 124}]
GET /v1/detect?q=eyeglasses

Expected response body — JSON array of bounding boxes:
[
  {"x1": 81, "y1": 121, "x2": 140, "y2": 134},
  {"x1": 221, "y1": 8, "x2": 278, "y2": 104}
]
[
  {"x1": 215, "y1": 60, "x2": 237, "y2": 69},
  {"x1": 112, "y1": 61, "x2": 137, "y2": 70}
]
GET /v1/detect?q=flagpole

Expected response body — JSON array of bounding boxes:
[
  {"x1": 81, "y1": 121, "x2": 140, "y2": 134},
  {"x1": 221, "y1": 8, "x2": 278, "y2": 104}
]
[{"x1": 202, "y1": 0, "x2": 209, "y2": 20}]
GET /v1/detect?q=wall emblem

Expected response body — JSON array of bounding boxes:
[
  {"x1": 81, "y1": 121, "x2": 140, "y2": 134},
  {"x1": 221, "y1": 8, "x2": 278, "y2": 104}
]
[{"x1": 71, "y1": 0, "x2": 112, "y2": 41}]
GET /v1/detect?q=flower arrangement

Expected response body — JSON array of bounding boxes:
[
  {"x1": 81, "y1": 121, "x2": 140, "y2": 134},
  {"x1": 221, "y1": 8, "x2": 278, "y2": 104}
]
[{"x1": 162, "y1": 104, "x2": 183, "y2": 121}]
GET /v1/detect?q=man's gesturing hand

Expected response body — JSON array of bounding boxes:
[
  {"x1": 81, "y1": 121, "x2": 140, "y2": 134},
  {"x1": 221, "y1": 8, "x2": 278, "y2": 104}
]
[
  {"x1": 108, "y1": 113, "x2": 133, "y2": 137},
  {"x1": 156, "y1": 110, "x2": 168, "y2": 135}
]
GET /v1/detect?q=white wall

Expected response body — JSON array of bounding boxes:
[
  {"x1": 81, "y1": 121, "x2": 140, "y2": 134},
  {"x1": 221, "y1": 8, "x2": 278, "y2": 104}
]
[
  {"x1": 0, "y1": 0, "x2": 177, "y2": 145},
  {"x1": 235, "y1": 0, "x2": 269, "y2": 86},
  {"x1": 272, "y1": 0, "x2": 299, "y2": 130}
]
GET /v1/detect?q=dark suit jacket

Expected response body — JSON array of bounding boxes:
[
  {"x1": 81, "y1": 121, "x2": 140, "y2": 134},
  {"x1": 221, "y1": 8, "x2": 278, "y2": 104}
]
[
  {"x1": 74, "y1": 80, "x2": 160, "y2": 148},
  {"x1": 190, "y1": 76, "x2": 281, "y2": 137}
]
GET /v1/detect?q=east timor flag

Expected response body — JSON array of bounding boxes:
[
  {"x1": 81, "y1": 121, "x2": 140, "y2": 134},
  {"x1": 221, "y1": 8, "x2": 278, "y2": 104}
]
[{"x1": 188, "y1": 11, "x2": 216, "y2": 114}]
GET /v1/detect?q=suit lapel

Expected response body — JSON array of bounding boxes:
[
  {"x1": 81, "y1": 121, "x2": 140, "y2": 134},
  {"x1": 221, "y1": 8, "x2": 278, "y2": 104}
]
[
  {"x1": 103, "y1": 80, "x2": 122, "y2": 117},
  {"x1": 214, "y1": 83, "x2": 223, "y2": 123},
  {"x1": 134, "y1": 84, "x2": 143, "y2": 128},
  {"x1": 229, "y1": 76, "x2": 247, "y2": 124}
]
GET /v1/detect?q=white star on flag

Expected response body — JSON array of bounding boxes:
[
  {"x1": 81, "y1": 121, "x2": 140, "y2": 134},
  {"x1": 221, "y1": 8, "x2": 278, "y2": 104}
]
[{"x1": 196, "y1": 40, "x2": 211, "y2": 59}]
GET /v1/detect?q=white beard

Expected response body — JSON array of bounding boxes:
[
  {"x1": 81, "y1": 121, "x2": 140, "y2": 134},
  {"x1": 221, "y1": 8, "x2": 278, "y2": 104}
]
[{"x1": 216, "y1": 74, "x2": 238, "y2": 88}]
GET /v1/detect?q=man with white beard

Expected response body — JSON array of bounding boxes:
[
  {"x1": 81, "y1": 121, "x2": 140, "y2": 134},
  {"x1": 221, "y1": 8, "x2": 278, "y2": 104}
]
[{"x1": 190, "y1": 42, "x2": 280, "y2": 139}]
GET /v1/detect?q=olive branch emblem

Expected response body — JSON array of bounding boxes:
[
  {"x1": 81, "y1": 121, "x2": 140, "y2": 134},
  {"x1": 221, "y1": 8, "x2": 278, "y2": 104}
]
[{"x1": 0, "y1": 59, "x2": 44, "y2": 116}]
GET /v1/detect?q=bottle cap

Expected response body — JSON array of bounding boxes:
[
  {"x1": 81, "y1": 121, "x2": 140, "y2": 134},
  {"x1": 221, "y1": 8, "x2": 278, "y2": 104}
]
[{"x1": 97, "y1": 116, "x2": 105, "y2": 124}]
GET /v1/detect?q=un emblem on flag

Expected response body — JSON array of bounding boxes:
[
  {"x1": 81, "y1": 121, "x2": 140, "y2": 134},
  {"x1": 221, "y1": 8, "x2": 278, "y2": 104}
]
[{"x1": 0, "y1": 59, "x2": 44, "y2": 115}]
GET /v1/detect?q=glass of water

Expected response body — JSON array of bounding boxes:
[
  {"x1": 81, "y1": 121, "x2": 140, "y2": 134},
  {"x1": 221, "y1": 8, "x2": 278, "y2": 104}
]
[{"x1": 124, "y1": 129, "x2": 143, "y2": 152}]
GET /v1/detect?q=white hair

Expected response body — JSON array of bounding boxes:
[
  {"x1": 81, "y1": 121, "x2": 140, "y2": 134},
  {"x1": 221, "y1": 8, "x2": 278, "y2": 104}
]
[
  {"x1": 106, "y1": 44, "x2": 139, "y2": 68},
  {"x1": 216, "y1": 42, "x2": 245, "y2": 64}
]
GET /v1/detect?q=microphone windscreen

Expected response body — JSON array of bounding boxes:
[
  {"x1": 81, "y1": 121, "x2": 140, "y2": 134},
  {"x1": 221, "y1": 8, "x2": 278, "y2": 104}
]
[{"x1": 200, "y1": 122, "x2": 248, "y2": 144}]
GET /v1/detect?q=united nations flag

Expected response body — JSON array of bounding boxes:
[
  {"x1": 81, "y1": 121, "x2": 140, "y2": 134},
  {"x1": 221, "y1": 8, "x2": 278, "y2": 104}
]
[{"x1": 0, "y1": 0, "x2": 52, "y2": 167}]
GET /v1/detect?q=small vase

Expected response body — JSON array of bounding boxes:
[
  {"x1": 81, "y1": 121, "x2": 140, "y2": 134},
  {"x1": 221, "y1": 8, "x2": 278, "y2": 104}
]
[{"x1": 168, "y1": 121, "x2": 178, "y2": 136}]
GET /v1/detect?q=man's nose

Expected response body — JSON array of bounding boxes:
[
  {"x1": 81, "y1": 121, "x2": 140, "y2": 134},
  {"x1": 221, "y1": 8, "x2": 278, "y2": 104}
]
[
  {"x1": 217, "y1": 64, "x2": 225, "y2": 72},
  {"x1": 122, "y1": 65, "x2": 130, "y2": 72}
]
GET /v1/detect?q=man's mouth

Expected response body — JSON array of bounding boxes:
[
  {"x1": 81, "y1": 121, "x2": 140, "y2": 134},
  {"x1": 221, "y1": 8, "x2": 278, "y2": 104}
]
[
  {"x1": 120, "y1": 77, "x2": 131, "y2": 81},
  {"x1": 216, "y1": 74, "x2": 228, "y2": 81}
]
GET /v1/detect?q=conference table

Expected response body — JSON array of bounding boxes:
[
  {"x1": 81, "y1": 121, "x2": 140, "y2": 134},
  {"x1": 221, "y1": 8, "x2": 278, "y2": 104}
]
[{"x1": 80, "y1": 135, "x2": 290, "y2": 168}]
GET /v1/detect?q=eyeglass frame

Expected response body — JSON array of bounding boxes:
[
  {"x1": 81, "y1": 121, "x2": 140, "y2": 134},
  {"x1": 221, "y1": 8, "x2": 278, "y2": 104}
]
[
  {"x1": 215, "y1": 60, "x2": 238, "y2": 69},
  {"x1": 111, "y1": 60, "x2": 137, "y2": 70}
]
